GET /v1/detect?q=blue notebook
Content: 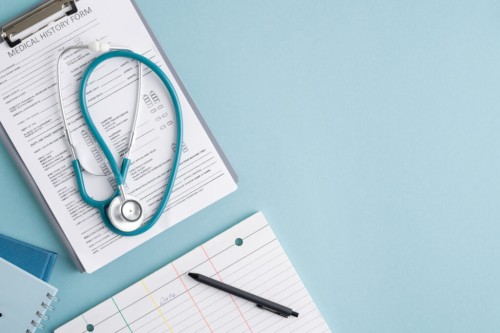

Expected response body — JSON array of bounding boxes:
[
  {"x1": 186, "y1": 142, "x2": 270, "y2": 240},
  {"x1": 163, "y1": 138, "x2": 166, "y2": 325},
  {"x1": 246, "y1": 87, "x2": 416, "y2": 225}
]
[
  {"x1": 0, "y1": 258, "x2": 58, "y2": 332},
  {"x1": 0, "y1": 234, "x2": 57, "y2": 282}
]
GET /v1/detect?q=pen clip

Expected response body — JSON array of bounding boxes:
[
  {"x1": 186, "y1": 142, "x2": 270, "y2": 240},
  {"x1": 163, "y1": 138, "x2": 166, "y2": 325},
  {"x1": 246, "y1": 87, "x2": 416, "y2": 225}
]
[{"x1": 256, "y1": 304, "x2": 289, "y2": 318}]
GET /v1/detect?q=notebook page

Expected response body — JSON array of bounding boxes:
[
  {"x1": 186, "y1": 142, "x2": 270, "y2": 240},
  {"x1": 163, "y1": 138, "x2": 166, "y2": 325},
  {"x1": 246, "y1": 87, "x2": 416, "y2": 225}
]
[
  {"x1": 0, "y1": 258, "x2": 58, "y2": 333},
  {"x1": 0, "y1": 0, "x2": 237, "y2": 273},
  {"x1": 56, "y1": 212, "x2": 331, "y2": 333}
]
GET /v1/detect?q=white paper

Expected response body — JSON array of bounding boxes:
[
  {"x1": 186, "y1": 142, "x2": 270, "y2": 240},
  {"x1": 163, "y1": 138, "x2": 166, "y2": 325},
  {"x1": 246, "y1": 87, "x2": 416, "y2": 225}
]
[
  {"x1": 0, "y1": 0, "x2": 237, "y2": 273},
  {"x1": 56, "y1": 212, "x2": 331, "y2": 333}
]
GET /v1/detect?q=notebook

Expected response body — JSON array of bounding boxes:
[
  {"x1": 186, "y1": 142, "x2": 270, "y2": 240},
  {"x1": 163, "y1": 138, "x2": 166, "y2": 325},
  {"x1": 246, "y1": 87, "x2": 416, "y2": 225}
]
[
  {"x1": 56, "y1": 212, "x2": 331, "y2": 332},
  {"x1": 0, "y1": 257, "x2": 59, "y2": 333},
  {"x1": 0, "y1": 233, "x2": 57, "y2": 282},
  {"x1": 0, "y1": 0, "x2": 238, "y2": 273}
]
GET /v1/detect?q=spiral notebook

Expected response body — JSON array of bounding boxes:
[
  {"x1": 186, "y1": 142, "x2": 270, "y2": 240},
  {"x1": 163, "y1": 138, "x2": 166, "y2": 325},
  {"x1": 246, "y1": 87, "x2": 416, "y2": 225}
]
[
  {"x1": 56, "y1": 212, "x2": 331, "y2": 332},
  {"x1": 0, "y1": 258, "x2": 59, "y2": 333}
]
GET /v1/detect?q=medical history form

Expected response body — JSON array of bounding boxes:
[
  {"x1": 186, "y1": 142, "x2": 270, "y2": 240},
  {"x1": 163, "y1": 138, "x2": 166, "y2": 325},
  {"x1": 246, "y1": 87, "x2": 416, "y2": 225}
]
[{"x1": 0, "y1": 0, "x2": 238, "y2": 273}]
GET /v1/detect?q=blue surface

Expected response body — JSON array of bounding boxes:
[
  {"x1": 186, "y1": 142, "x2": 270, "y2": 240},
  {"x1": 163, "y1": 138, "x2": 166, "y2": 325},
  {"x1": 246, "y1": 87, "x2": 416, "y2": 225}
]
[{"x1": 1, "y1": 0, "x2": 500, "y2": 332}]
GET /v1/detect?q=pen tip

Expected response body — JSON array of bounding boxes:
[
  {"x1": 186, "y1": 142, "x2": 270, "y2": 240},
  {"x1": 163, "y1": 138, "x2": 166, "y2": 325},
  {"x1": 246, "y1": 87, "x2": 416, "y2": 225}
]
[
  {"x1": 188, "y1": 272, "x2": 199, "y2": 279},
  {"x1": 291, "y1": 311, "x2": 299, "y2": 317}
]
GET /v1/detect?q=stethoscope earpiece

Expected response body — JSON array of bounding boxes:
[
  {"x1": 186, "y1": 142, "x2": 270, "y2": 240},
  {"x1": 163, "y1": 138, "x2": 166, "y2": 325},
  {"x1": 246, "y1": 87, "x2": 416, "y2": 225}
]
[{"x1": 88, "y1": 41, "x2": 111, "y2": 52}]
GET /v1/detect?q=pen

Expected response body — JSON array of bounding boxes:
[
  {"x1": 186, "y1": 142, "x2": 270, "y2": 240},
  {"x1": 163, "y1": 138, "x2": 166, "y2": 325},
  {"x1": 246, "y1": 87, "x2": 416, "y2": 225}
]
[{"x1": 188, "y1": 272, "x2": 299, "y2": 318}]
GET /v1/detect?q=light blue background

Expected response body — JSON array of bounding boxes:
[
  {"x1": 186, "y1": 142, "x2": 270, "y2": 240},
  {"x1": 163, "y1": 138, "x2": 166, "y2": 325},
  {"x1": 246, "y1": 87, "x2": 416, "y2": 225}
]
[{"x1": 1, "y1": 0, "x2": 500, "y2": 332}]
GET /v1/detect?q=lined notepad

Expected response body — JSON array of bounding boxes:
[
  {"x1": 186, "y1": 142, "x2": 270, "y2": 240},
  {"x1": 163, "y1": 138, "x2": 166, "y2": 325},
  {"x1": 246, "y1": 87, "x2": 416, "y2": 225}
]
[{"x1": 56, "y1": 212, "x2": 331, "y2": 332}]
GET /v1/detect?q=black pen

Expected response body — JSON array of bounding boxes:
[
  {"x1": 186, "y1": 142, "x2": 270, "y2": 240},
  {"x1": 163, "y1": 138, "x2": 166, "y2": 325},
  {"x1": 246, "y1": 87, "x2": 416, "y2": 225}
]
[{"x1": 188, "y1": 272, "x2": 299, "y2": 318}]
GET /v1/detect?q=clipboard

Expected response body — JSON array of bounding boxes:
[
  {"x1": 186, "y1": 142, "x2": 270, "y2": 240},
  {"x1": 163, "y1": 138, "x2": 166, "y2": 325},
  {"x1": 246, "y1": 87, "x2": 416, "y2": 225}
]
[{"x1": 0, "y1": 0, "x2": 238, "y2": 272}]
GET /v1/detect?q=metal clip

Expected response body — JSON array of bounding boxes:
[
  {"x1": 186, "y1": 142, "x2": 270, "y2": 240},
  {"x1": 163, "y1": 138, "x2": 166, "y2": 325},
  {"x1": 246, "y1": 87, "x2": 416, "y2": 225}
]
[
  {"x1": 256, "y1": 304, "x2": 289, "y2": 317},
  {"x1": 1, "y1": 0, "x2": 77, "y2": 48}
]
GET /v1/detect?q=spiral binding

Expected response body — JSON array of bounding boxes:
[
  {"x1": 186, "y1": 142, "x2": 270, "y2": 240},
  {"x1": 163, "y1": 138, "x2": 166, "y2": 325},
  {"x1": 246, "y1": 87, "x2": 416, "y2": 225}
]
[
  {"x1": 46, "y1": 292, "x2": 60, "y2": 302},
  {"x1": 25, "y1": 293, "x2": 59, "y2": 333}
]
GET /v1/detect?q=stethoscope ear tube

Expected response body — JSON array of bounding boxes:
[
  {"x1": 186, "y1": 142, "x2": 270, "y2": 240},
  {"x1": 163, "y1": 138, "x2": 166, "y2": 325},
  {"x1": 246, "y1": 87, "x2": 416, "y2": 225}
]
[
  {"x1": 71, "y1": 158, "x2": 131, "y2": 210},
  {"x1": 72, "y1": 159, "x2": 108, "y2": 208},
  {"x1": 71, "y1": 49, "x2": 182, "y2": 236}
]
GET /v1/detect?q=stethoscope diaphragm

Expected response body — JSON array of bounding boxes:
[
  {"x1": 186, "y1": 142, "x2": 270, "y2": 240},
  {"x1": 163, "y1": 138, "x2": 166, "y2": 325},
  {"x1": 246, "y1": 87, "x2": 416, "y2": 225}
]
[{"x1": 107, "y1": 195, "x2": 144, "y2": 232}]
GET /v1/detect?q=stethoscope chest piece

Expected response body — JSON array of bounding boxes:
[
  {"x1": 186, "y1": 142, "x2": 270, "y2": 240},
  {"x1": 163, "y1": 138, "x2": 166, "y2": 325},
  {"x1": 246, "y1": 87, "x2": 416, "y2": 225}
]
[{"x1": 107, "y1": 195, "x2": 144, "y2": 232}]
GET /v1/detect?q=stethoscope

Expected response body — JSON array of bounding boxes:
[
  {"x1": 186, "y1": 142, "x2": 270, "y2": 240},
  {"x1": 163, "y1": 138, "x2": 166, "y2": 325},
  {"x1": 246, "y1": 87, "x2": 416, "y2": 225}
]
[{"x1": 57, "y1": 41, "x2": 182, "y2": 236}]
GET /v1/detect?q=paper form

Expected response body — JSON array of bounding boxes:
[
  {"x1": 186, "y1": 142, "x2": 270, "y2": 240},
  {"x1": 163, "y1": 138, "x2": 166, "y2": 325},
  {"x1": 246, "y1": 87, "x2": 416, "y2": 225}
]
[
  {"x1": 0, "y1": 0, "x2": 237, "y2": 273},
  {"x1": 56, "y1": 212, "x2": 332, "y2": 333}
]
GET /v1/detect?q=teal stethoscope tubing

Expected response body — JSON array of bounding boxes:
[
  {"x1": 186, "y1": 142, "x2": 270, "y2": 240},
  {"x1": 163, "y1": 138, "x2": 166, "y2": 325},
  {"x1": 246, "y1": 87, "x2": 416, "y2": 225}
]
[{"x1": 73, "y1": 49, "x2": 183, "y2": 236}]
